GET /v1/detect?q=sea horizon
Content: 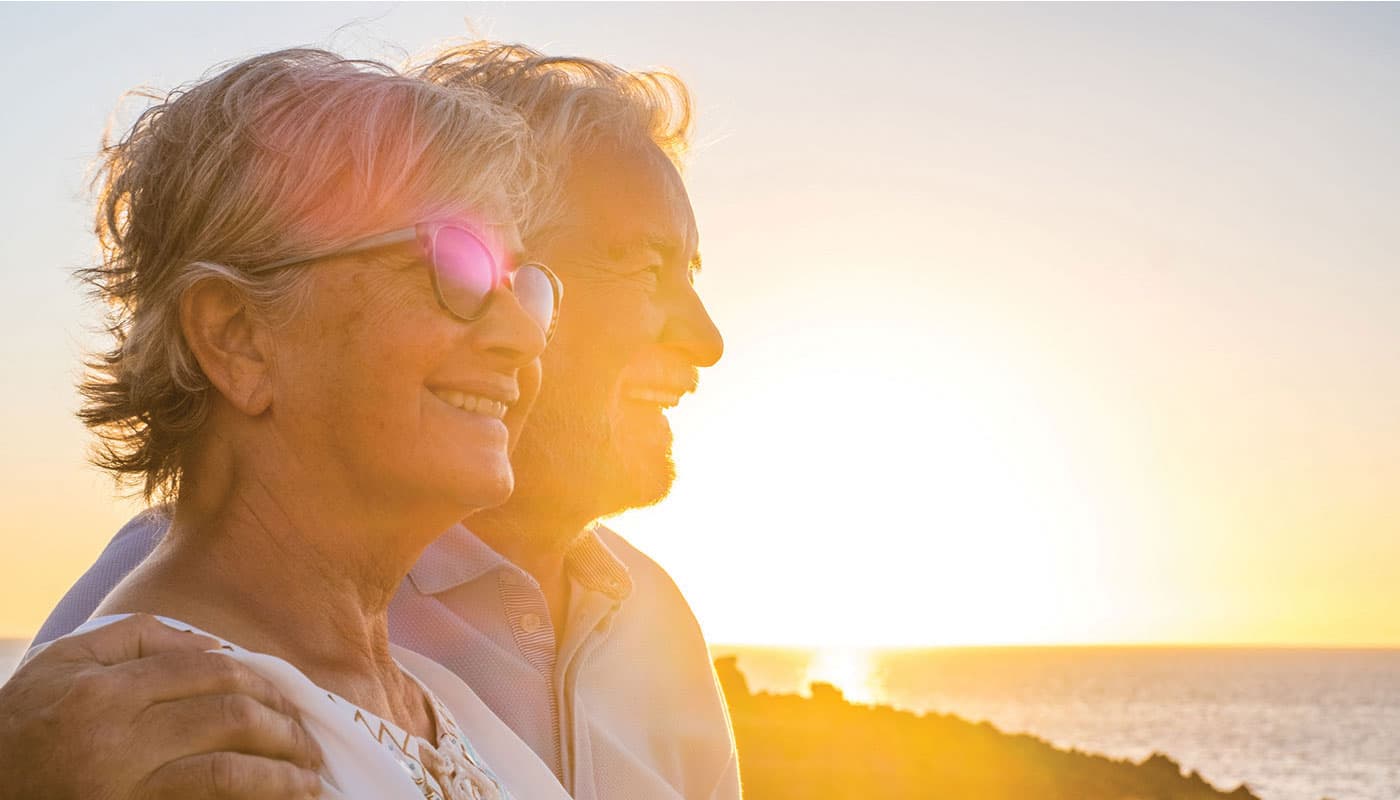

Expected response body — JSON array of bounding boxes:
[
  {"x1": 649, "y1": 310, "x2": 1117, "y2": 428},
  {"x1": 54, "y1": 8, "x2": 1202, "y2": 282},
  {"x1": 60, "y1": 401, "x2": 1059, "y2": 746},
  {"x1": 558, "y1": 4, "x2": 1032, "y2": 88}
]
[
  {"x1": 6, "y1": 639, "x2": 1397, "y2": 800},
  {"x1": 712, "y1": 644, "x2": 1400, "y2": 800},
  {"x1": 714, "y1": 639, "x2": 1400, "y2": 651},
  {"x1": 9, "y1": 635, "x2": 1398, "y2": 669}
]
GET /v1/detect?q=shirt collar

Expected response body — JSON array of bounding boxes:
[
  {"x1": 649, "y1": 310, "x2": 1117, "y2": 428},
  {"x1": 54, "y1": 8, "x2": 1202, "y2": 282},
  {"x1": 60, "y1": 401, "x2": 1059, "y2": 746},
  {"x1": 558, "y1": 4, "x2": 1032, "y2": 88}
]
[
  {"x1": 567, "y1": 525, "x2": 633, "y2": 602},
  {"x1": 407, "y1": 523, "x2": 509, "y2": 595},
  {"x1": 406, "y1": 523, "x2": 633, "y2": 602}
]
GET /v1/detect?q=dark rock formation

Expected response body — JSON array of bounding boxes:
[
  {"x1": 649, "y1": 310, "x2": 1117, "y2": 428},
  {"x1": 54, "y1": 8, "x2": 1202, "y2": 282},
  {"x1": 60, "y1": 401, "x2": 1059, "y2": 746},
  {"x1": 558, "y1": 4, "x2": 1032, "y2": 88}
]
[{"x1": 715, "y1": 656, "x2": 1261, "y2": 800}]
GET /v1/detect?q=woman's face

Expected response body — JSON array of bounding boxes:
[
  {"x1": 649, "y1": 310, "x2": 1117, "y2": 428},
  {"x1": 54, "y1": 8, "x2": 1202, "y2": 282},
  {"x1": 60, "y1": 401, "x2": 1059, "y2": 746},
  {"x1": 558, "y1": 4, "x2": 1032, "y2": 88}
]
[{"x1": 266, "y1": 225, "x2": 546, "y2": 525}]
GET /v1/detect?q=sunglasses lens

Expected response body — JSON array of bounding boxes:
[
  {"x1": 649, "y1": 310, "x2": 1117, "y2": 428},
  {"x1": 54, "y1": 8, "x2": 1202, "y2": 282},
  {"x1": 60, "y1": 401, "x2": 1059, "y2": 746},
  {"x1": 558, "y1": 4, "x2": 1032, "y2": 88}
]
[
  {"x1": 431, "y1": 226, "x2": 496, "y2": 317},
  {"x1": 513, "y1": 264, "x2": 558, "y2": 338}
]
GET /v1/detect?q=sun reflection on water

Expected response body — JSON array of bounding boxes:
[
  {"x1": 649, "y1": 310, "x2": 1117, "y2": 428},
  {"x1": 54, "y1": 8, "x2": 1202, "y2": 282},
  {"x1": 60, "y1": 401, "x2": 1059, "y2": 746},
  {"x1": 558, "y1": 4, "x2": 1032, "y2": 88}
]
[{"x1": 804, "y1": 648, "x2": 882, "y2": 705}]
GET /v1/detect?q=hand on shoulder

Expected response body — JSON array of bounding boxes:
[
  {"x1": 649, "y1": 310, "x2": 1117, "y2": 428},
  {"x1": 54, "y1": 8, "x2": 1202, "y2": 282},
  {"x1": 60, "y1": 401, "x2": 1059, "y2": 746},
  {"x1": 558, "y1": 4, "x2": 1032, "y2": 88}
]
[{"x1": 0, "y1": 613, "x2": 324, "y2": 800}]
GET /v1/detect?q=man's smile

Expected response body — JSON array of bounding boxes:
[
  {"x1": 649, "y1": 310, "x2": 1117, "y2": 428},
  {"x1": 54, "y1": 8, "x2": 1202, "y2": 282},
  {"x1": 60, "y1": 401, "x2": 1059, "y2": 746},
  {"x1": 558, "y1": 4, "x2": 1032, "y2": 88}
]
[
  {"x1": 623, "y1": 385, "x2": 688, "y2": 408},
  {"x1": 619, "y1": 359, "x2": 700, "y2": 411}
]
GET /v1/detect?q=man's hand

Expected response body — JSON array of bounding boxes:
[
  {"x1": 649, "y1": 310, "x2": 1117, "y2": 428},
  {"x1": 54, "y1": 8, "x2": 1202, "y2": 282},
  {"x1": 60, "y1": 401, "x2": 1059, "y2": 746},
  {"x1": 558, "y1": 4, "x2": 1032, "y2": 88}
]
[{"x1": 0, "y1": 613, "x2": 323, "y2": 799}]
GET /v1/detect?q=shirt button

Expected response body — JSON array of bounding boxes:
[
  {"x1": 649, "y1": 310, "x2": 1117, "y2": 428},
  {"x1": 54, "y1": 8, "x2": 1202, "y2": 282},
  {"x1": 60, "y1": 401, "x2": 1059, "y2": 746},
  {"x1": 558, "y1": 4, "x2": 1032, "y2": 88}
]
[{"x1": 519, "y1": 612, "x2": 544, "y2": 633}]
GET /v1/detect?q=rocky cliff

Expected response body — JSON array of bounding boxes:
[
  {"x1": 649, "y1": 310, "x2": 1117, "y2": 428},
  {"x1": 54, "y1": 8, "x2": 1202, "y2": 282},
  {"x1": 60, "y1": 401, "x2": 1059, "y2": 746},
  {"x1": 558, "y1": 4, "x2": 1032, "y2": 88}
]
[{"x1": 716, "y1": 656, "x2": 1261, "y2": 800}]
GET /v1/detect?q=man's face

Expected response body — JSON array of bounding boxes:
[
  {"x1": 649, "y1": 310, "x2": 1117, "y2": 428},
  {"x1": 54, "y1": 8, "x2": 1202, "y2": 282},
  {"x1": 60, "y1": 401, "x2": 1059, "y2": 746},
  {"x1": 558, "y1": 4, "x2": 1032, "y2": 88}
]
[{"x1": 509, "y1": 143, "x2": 723, "y2": 519}]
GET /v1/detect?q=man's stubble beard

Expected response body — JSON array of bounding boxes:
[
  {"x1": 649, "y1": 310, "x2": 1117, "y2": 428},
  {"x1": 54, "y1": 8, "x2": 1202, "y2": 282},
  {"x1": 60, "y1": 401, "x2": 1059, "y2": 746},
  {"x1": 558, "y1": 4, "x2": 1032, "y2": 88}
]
[{"x1": 507, "y1": 369, "x2": 677, "y2": 534}]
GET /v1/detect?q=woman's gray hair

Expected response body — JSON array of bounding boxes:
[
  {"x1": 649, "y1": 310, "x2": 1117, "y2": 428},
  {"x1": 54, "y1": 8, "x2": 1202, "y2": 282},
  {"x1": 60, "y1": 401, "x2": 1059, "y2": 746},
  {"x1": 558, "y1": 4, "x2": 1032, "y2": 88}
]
[
  {"x1": 412, "y1": 42, "x2": 694, "y2": 240},
  {"x1": 80, "y1": 48, "x2": 541, "y2": 501}
]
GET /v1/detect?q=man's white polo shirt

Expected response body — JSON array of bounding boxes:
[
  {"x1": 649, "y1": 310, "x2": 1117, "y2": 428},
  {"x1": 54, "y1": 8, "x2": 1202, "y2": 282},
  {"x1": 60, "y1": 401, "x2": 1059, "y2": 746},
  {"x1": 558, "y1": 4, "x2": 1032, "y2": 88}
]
[{"x1": 392, "y1": 523, "x2": 739, "y2": 799}]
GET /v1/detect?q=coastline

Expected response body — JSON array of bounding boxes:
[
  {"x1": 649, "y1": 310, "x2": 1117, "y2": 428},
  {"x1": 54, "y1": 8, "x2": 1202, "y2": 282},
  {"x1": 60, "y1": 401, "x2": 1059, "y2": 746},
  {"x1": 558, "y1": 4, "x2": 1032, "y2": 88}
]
[
  {"x1": 0, "y1": 641, "x2": 1365, "y2": 799},
  {"x1": 716, "y1": 656, "x2": 1262, "y2": 800}
]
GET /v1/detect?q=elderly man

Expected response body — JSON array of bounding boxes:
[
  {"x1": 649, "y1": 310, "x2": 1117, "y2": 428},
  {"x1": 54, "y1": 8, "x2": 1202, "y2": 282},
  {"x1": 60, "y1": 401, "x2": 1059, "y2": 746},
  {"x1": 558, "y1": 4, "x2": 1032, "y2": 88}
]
[{"x1": 0, "y1": 43, "x2": 737, "y2": 800}]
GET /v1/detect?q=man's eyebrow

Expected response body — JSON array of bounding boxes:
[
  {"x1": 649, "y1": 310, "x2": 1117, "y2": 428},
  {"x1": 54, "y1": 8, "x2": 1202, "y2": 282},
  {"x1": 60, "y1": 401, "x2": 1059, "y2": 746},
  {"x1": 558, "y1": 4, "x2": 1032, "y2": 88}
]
[{"x1": 644, "y1": 235, "x2": 701, "y2": 271}]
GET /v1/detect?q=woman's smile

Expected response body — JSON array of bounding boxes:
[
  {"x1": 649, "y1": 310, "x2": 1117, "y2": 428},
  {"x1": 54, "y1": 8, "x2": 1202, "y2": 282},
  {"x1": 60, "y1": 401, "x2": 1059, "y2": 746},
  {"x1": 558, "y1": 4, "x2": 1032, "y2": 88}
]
[{"x1": 429, "y1": 389, "x2": 511, "y2": 420}]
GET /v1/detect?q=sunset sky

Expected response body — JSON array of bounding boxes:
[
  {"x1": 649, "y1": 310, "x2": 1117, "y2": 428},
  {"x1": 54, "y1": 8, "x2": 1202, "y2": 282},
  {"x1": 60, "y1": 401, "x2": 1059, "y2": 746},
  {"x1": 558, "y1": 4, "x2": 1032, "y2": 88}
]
[{"x1": 2, "y1": 3, "x2": 1397, "y2": 647}]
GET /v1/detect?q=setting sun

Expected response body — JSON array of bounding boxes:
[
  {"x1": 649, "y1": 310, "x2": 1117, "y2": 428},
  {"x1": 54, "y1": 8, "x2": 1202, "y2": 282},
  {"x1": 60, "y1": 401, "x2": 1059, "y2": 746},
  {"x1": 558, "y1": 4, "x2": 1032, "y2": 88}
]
[{"x1": 3, "y1": 6, "x2": 1398, "y2": 800}]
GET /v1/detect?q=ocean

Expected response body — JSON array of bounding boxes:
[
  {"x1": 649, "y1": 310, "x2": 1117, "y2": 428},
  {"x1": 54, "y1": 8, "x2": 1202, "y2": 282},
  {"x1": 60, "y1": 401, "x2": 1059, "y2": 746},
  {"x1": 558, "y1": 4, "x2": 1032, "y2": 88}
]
[
  {"x1": 4, "y1": 640, "x2": 1397, "y2": 800},
  {"x1": 713, "y1": 645, "x2": 1400, "y2": 800},
  {"x1": 2, "y1": 639, "x2": 26, "y2": 681}
]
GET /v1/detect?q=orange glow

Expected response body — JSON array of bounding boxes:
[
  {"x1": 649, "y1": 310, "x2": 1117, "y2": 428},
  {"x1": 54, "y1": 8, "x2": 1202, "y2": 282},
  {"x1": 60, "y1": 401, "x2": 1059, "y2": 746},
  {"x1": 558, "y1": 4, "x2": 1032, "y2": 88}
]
[{"x1": 4, "y1": 5, "x2": 1399, "y2": 652}]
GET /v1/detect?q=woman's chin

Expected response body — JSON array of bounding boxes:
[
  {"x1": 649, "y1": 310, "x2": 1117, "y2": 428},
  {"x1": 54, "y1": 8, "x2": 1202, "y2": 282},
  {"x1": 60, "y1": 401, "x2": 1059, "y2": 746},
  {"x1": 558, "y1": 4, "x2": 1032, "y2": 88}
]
[{"x1": 445, "y1": 451, "x2": 515, "y2": 516}]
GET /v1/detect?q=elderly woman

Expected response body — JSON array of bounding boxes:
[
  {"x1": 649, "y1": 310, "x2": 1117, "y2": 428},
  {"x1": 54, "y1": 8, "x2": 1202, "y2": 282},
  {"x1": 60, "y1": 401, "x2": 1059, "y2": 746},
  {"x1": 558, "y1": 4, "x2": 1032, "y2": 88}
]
[{"x1": 53, "y1": 49, "x2": 567, "y2": 799}]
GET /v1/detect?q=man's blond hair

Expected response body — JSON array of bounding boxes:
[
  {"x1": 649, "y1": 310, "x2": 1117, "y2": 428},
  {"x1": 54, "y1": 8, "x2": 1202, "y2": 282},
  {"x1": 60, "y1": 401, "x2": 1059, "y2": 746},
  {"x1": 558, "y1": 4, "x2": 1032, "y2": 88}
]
[{"x1": 414, "y1": 42, "x2": 694, "y2": 239}]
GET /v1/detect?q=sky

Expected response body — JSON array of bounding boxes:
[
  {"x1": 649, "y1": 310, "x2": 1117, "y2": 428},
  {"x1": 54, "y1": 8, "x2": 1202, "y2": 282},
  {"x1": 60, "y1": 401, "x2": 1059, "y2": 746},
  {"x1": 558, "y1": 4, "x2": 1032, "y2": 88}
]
[{"x1": 1, "y1": 2, "x2": 1397, "y2": 647}]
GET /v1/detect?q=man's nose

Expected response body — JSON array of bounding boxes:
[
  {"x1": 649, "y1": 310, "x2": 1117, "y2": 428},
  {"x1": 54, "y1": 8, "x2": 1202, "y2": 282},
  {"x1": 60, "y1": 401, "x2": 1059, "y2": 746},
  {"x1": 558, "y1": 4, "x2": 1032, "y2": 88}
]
[
  {"x1": 471, "y1": 288, "x2": 548, "y2": 368},
  {"x1": 662, "y1": 283, "x2": 724, "y2": 367}
]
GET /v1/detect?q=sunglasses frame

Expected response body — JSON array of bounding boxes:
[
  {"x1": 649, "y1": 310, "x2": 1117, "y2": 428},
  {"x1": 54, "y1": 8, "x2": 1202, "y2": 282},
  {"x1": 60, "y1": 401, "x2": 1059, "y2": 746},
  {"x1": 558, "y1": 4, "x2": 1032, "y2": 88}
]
[{"x1": 252, "y1": 222, "x2": 563, "y2": 341}]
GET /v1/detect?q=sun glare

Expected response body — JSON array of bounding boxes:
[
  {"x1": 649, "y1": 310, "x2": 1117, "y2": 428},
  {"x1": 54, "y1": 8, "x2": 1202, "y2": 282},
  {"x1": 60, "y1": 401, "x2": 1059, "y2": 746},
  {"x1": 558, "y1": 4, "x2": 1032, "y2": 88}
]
[
  {"x1": 618, "y1": 312, "x2": 1128, "y2": 648},
  {"x1": 804, "y1": 648, "x2": 881, "y2": 705}
]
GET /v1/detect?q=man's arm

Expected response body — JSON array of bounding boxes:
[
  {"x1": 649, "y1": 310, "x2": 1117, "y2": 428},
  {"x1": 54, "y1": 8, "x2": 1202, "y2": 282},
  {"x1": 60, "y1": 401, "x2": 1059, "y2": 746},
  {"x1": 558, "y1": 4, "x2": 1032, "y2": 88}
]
[
  {"x1": 30, "y1": 506, "x2": 170, "y2": 648},
  {"x1": 3, "y1": 511, "x2": 320, "y2": 798},
  {"x1": 0, "y1": 614, "x2": 323, "y2": 800}
]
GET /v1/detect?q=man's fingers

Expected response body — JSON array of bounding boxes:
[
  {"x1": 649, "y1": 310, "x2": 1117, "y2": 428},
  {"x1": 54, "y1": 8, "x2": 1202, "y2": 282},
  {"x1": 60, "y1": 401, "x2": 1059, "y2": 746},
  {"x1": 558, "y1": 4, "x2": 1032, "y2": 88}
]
[
  {"x1": 124, "y1": 651, "x2": 325, "y2": 770},
  {"x1": 144, "y1": 752, "x2": 322, "y2": 800},
  {"x1": 141, "y1": 692, "x2": 323, "y2": 771},
  {"x1": 64, "y1": 613, "x2": 221, "y2": 666},
  {"x1": 113, "y1": 649, "x2": 299, "y2": 716}
]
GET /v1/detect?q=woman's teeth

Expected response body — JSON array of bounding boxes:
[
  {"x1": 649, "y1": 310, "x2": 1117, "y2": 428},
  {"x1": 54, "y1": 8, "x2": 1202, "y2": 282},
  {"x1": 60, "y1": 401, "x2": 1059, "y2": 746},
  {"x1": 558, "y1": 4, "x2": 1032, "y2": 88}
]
[{"x1": 432, "y1": 390, "x2": 509, "y2": 420}]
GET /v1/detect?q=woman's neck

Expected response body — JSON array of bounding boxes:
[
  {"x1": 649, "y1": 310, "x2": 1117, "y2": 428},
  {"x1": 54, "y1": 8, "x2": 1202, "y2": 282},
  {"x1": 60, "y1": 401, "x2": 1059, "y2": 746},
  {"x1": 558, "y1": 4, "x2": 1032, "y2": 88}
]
[
  {"x1": 173, "y1": 499, "x2": 401, "y2": 666},
  {"x1": 97, "y1": 473, "x2": 438, "y2": 737}
]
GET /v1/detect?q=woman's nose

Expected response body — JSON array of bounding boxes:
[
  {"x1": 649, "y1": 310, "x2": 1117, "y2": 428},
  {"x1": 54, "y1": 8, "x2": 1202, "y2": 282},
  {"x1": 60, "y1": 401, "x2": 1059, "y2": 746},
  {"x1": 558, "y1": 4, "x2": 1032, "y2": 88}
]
[{"x1": 472, "y1": 285, "x2": 548, "y2": 367}]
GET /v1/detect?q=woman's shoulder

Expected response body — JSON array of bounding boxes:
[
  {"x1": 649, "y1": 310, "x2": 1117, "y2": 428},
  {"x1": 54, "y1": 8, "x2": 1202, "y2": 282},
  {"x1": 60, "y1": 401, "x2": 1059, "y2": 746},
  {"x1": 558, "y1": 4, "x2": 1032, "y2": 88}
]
[
  {"x1": 73, "y1": 613, "x2": 213, "y2": 640},
  {"x1": 65, "y1": 615, "x2": 501, "y2": 800},
  {"x1": 72, "y1": 614, "x2": 354, "y2": 721}
]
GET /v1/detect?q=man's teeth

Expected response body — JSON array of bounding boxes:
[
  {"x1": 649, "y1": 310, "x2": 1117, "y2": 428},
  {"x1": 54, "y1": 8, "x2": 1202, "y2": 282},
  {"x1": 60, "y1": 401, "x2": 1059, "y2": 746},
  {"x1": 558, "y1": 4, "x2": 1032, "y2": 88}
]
[
  {"x1": 626, "y1": 388, "x2": 683, "y2": 407},
  {"x1": 432, "y1": 390, "x2": 509, "y2": 419}
]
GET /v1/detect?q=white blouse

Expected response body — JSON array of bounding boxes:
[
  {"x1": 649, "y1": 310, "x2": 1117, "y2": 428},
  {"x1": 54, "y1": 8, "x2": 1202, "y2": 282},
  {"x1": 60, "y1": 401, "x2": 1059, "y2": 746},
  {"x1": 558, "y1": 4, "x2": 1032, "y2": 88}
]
[{"x1": 62, "y1": 615, "x2": 559, "y2": 800}]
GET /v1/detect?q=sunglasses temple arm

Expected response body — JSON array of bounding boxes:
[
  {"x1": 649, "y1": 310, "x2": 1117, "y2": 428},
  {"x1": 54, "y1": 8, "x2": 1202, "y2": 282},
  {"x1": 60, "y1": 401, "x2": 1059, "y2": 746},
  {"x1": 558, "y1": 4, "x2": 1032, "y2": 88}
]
[
  {"x1": 248, "y1": 227, "x2": 419, "y2": 273},
  {"x1": 339, "y1": 228, "x2": 419, "y2": 255}
]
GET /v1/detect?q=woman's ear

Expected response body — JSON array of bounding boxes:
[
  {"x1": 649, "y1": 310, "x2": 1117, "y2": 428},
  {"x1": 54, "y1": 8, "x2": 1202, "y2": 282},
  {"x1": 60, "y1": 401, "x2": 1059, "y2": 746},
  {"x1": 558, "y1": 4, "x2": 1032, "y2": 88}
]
[{"x1": 179, "y1": 278, "x2": 275, "y2": 416}]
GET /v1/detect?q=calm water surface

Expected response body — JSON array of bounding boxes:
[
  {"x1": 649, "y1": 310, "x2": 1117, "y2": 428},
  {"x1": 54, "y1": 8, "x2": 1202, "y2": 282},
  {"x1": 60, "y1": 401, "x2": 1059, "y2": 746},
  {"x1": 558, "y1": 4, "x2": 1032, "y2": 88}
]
[
  {"x1": 714, "y1": 645, "x2": 1400, "y2": 800},
  {"x1": 6, "y1": 640, "x2": 1396, "y2": 800},
  {"x1": 1, "y1": 639, "x2": 29, "y2": 684}
]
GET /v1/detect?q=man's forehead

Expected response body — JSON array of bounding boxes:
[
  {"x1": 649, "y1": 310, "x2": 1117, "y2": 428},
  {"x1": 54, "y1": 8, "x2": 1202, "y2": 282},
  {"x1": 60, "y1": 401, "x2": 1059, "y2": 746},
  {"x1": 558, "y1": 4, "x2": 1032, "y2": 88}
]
[
  {"x1": 545, "y1": 145, "x2": 698, "y2": 255},
  {"x1": 567, "y1": 145, "x2": 691, "y2": 215}
]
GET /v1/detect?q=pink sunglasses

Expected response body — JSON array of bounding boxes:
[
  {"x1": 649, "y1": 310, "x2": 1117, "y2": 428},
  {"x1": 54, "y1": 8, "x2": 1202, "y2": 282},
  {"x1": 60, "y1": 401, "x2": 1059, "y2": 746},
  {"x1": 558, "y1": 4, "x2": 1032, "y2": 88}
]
[{"x1": 254, "y1": 223, "x2": 562, "y2": 340}]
